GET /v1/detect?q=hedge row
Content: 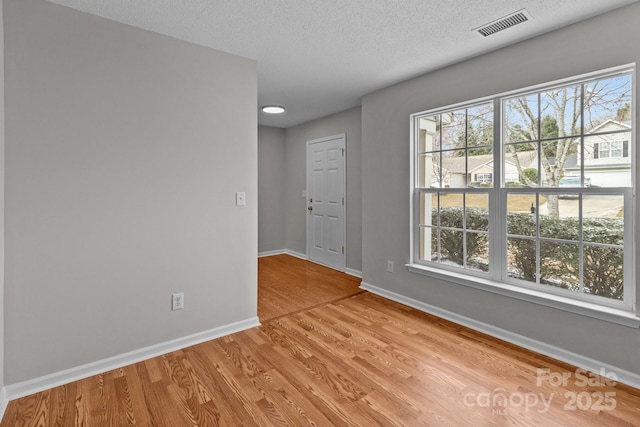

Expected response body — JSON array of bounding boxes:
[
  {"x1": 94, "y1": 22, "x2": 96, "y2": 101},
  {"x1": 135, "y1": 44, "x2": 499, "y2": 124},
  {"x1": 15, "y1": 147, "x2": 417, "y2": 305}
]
[{"x1": 433, "y1": 208, "x2": 623, "y2": 300}]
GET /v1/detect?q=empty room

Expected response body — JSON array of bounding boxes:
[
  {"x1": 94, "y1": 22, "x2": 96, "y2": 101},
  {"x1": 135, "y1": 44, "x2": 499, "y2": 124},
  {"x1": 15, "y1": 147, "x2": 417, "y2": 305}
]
[{"x1": 1, "y1": 0, "x2": 640, "y2": 425}]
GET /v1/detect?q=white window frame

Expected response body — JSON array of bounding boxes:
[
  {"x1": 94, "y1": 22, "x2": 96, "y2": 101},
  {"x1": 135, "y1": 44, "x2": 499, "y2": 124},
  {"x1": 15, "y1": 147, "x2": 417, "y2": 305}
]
[{"x1": 409, "y1": 64, "x2": 638, "y2": 328}]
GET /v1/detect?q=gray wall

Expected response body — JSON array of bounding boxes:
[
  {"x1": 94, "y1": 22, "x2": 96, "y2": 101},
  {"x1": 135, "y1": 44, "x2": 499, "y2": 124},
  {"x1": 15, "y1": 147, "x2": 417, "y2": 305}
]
[
  {"x1": 0, "y1": 0, "x2": 5, "y2": 395},
  {"x1": 4, "y1": 0, "x2": 257, "y2": 384},
  {"x1": 284, "y1": 107, "x2": 362, "y2": 273},
  {"x1": 362, "y1": 2, "x2": 640, "y2": 374},
  {"x1": 258, "y1": 126, "x2": 286, "y2": 254}
]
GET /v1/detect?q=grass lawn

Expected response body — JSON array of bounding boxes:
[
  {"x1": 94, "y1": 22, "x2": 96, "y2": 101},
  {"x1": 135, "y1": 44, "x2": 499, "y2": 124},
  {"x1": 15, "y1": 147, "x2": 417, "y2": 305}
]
[{"x1": 438, "y1": 193, "x2": 547, "y2": 212}]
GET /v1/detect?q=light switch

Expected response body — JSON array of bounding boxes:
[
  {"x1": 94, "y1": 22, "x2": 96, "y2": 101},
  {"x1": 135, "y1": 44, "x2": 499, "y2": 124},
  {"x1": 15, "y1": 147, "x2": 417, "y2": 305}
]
[{"x1": 236, "y1": 192, "x2": 246, "y2": 206}]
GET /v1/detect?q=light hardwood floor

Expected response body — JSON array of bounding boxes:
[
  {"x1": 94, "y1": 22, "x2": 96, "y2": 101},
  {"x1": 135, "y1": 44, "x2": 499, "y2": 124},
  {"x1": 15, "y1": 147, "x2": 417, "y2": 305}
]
[
  {"x1": 258, "y1": 254, "x2": 362, "y2": 321},
  {"x1": 3, "y1": 254, "x2": 640, "y2": 426}
]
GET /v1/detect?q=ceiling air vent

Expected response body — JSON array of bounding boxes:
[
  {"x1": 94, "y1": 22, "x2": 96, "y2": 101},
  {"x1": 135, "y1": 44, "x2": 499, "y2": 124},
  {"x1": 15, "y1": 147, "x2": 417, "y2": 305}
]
[{"x1": 475, "y1": 10, "x2": 531, "y2": 37}]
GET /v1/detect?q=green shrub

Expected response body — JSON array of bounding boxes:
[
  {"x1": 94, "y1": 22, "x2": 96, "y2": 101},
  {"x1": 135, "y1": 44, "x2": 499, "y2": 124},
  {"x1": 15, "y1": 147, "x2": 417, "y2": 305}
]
[
  {"x1": 469, "y1": 181, "x2": 492, "y2": 188},
  {"x1": 506, "y1": 213, "x2": 539, "y2": 281},
  {"x1": 581, "y1": 218, "x2": 624, "y2": 300},
  {"x1": 433, "y1": 207, "x2": 488, "y2": 266},
  {"x1": 508, "y1": 214, "x2": 623, "y2": 298},
  {"x1": 436, "y1": 208, "x2": 624, "y2": 299}
]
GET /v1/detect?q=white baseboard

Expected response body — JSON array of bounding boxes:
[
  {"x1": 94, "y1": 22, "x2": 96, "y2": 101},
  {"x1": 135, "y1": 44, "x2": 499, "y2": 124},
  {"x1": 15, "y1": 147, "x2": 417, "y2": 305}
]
[
  {"x1": 5, "y1": 317, "x2": 260, "y2": 401},
  {"x1": 360, "y1": 282, "x2": 640, "y2": 390},
  {"x1": 0, "y1": 387, "x2": 8, "y2": 422},
  {"x1": 258, "y1": 249, "x2": 285, "y2": 258},
  {"x1": 345, "y1": 268, "x2": 362, "y2": 278},
  {"x1": 284, "y1": 249, "x2": 308, "y2": 260},
  {"x1": 258, "y1": 249, "x2": 307, "y2": 260}
]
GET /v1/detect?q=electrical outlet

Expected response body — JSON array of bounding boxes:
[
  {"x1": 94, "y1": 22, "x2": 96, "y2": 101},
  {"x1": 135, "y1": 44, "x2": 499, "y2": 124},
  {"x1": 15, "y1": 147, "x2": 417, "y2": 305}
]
[
  {"x1": 172, "y1": 292, "x2": 184, "y2": 311},
  {"x1": 387, "y1": 261, "x2": 394, "y2": 273}
]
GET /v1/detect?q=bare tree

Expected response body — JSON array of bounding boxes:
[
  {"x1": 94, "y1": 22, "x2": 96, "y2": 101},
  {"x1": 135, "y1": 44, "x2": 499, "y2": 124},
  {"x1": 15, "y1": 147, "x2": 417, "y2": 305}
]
[{"x1": 504, "y1": 77, "x2": 631, "y2": 218}]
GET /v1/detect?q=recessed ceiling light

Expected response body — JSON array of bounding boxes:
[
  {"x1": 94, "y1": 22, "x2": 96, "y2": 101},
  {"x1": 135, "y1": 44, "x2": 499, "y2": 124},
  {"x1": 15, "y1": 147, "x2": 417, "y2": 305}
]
[{"x1": 262, "y1": 105, "x2": 286, "y2": 114}]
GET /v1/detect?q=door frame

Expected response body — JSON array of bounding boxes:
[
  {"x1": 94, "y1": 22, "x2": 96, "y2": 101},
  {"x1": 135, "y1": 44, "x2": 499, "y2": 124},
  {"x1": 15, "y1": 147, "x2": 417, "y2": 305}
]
[{"x1": 305, "y1": 133, "x2": 347, "y2": 271}]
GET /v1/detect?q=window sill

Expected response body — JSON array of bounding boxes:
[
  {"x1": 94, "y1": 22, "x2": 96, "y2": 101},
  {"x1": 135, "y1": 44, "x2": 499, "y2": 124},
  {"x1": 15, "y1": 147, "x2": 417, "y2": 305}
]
[{"x1": 406, "y1": 263, "x2": 640, "y2": 328}]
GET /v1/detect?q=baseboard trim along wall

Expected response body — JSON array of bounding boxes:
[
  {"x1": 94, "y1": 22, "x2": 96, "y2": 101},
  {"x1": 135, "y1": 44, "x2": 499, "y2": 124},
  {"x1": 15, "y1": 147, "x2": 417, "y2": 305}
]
[
  {"x1": 5, "y1": 317, "x2": 261, "y2": 401},
  {"x1": 345, "y1": 268, "x2": 362, "y2": 278},
  {"x1": 257, "y1": 249, "x2": 309, "y2": 260},
  {"x1": 360, "y1": 282, "x2": 640, "y2": 391},
  {"x1": 258, "y1": 249, "x2": 286, "y2": 258},
  {"x1": 284, "y1": 249, "x2": 308, "y2": 260}
]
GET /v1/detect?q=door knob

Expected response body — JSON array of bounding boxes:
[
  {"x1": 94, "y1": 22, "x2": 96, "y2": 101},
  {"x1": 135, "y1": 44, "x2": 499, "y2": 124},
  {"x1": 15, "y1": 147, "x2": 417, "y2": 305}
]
[{"x1": 308, "y1": 206, "x2": 313, "y2": 211}]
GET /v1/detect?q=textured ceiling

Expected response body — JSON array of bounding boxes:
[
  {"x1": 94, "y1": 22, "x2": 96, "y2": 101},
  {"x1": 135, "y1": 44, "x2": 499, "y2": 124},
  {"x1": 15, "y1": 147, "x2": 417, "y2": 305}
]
[{"x1": 46, "y1": 0, "x2": 638, "y2": 128}]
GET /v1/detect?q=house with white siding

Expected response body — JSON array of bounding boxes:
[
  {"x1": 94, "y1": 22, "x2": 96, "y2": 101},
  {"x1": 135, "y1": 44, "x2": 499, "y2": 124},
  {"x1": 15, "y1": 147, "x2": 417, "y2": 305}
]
[{"x1": 565, "y1": 119, "x2": 632, "y2": 186}]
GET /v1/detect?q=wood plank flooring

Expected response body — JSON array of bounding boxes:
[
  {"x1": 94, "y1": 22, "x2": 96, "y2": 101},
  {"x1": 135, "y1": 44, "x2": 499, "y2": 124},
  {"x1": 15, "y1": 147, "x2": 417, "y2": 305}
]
[
  {"x1": 258, "y1": 254, "x2": 363, "y2": 321},
  {"x1": 3, "y1": 255, "x2": 640, "y2": 426}
]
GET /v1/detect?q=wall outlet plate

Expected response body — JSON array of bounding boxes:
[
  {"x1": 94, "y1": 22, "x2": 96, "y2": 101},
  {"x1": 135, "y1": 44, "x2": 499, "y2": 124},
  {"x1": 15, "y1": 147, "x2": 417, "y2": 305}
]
[{"x1": 172, "y1": 292, "x2": 184, "y2": 310}]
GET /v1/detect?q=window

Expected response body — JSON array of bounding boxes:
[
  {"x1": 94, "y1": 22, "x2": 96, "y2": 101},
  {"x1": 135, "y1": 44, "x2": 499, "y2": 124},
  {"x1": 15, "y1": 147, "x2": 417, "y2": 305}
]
[
  {"x1": 594, "y1": 140, "x2": 630, "y2": 159},
  {"x1": 475, "y1": 173, "x2": 493, "y2": 183},
  {"x1": 415, "y1": 102, "x2": 493, "y2": 272},
  {"x1": 411, "y1": 66, "x2": 635, "y2": 314}
]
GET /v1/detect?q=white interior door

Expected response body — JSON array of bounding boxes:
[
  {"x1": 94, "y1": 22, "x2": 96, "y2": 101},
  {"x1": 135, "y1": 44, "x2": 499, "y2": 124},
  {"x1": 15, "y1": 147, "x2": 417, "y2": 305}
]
[{"x1": 306, "y1": 134, "x2": 346, "y2": 271}]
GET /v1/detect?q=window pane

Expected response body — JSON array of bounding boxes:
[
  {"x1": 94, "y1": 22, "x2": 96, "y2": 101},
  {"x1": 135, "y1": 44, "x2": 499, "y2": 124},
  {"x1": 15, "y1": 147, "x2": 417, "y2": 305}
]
[
  {"x1": 503, "y1": 94, "x2": 539, "y2": 143},
  {"x1": 583, "y1": 196, "x2": 624, "y2": 244},
  {"x1": 442, "y1": 150, "x2": 467, "y2": 188},
  {"x1": 504, "y1": 144, "x2": 538, "y2": 187},
  {"x1": 418, "y1": 115, "x2": 440, "y2": 153},
  {"x1": 466, "y1": 193, "x2": 489, "y2": 231},
  {"x1": 418, "y1": 226, "x2": 437, "y2": 262},
  {"x1": 467, "y1": 103, "x2": 494, "y2": 149},
  {"x1": 540, "y1": 84, "x2": 581, "y2": 137},
  {"x1": 439, "y1": 194, "x2": 463, "y2": 228},
  {"x1": 507, "y1": 194, "x2": 537, "y2": 237},
  {"x1": 610, "y1": 141, "x2": 622, "y2": 158},
  {"x1": 541, "y1": 139, "x2": 578, "y2": 188},
  {"x1": 540, "y1": 213, "x2": 579, "y2": 240},
  {"x1": 583, "y1": 74, "x2": 632, "y2": 129},
  {"x1": 439, "y1": 230, "x2": 464, "y2": 267},
  {"x1": 419, "y1": 192, "x2": 438, "y2": 227},
  {"x1": 468, "y1": 150, "x2": 494, "y2": 187},
  {"x1": 467, "y1": 231, "x2": 489, "y2": 272},
  {"x1": 540, "y1": 242, "x2": 579, "y2": 291},
  {"x1": 556, "y1": 174, "x2": 582, "y2": 191},
  {"x1": 418, "y1": 153, "x2": 439, "y2": 188},
  {"x1": 507, "y1": 237, "x2": 536, "y2": 282},
  {"x1": 583, "y1": 245, "x2": 623, "y2": 300},
  {"x1": 545, "y1": 192, "x2": 578, "y2": 217},
  {"x1": 583, "y1": 131, "x2": 632, "y2": 187},
  {"x1": 440, "y1": 109, "x2": 466, "y2": 151}
]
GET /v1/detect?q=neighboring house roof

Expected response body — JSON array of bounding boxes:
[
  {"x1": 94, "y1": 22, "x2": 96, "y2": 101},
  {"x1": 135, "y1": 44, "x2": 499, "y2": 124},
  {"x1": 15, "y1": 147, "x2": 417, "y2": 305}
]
[
  {"x1": 587, "y1": 119, "x2": 631, "y2": 134},
  {"x1": 442, "y1": 150, "x2": 538, "y2": 175},
  {"x1": 442, "y1": 154, "x2": 493, "y2": 174},
  {"x1": 502, "y1": 150, "x2": 537, "y2": 170}
]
